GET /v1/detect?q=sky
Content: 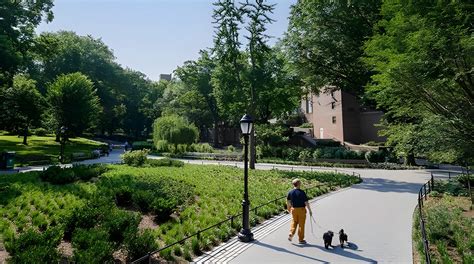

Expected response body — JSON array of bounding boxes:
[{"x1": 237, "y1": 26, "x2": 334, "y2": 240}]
[{"x1": 37, "y1": 0, "x2": 296, "y2": 81}]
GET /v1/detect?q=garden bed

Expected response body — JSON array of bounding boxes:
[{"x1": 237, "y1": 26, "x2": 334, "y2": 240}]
[
  {"x1": 0, "y1": 163, "x2": 361, "y2": 263},
  {"x1": 413, "y1": 179, "x2": 473, "y2": 263}
]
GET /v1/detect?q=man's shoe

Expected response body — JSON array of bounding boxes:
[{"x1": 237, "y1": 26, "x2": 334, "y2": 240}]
[
  {"x1": 298, "y1": 240, "x2": 307, "y2": 244},
  {"x1": 288, "y1": 235, "x2": 293, "y2": 242}
]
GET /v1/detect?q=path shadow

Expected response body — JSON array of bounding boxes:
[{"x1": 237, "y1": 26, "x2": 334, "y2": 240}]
[
  {"x1": 252, "y1": 240, "x2": 329, "y2": 263},
  {"x1": 296, "y1": 243, "x2": 377, "y2": 263},
  {"x1": 352, "y1": 177, "x2": 421, "y2": 194}
]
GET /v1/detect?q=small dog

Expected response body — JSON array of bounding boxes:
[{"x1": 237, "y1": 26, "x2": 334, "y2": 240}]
[
  {"x1": 339, "y1": 229, "x2": 348, "y2": 248},
  {"x1": 323, "y1": 231, "x2": 334, "y2": 249}
]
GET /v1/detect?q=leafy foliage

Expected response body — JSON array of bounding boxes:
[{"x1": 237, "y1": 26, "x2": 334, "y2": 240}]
[
  {"x1": 121, "y1": 149, "x2": 149, "y2": 167},
  {"x1": 285, "y1": 0, "x2": 380, "y2": 95},
  {"x1": 364, "y1": 1, "x2": 474, "y2": 164},
  {"x1": 0, "y1": 75, "x2": 44, "y2": 144},
  {"x1": 47, "y1": 73, "x2": 101, "y2": 135},
  {"x1": 5, "y1": 227, "x2": 62, "y2": 264},
  {"x1": 152, "y1": 115, "x2": 199, "y2": 151}
]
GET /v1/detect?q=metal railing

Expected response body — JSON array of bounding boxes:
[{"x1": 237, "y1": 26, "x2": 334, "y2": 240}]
[
  {"x1": 417, "y1": 173, "x2": 434, "y2": 264},
  {"x1": 417, "y1": 170, "x2": 465, "y2": 264},
  {"x1": 132, "y1": 168, "x2": 361, "y2": 263}
]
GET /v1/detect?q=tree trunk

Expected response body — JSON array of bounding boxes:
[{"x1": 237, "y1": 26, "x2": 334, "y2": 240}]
[
  {"x1": 22, "y1": 125, "x2": 28, "y2": 145},
  {"x1": 249, "y1": 130, "x2": 256, "y2": 170},
  {"x1": 55, "y1": 131, "x2": 60, "y2": 142},
  {"x1": 404, "y1": 152, "x2": 416, "y2": 166},
  {"x1": 213, "y1": 120, "x2": 219, "y2": 148}
]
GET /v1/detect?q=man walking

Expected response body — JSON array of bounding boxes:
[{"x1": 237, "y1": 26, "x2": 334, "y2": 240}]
[{"x1": 287, "y1": 178, "x2": 312, "y2": 244}]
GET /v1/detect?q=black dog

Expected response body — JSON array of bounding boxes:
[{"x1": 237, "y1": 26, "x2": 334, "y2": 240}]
[
  {"x1": 323, "y1": 231, "x2": 334, "y2": 249},
  {"x1": 339, "y1": 229, "x2": 348, "y2": 248}
]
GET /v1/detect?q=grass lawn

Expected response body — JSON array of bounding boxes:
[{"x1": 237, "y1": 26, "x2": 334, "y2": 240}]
[
  {"x1": 0, "y1": 163, "x2": 361, "y2": 263},
  {"x1": 414, "y1": 195, "x2": 473, "y2": 263},
  {"x1": 0, "y1": 135, "x2": 106, "y2": 166}
]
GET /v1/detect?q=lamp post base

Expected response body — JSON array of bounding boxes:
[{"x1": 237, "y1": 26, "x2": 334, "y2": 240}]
[{"x1": 238, "y1": 229, "x2": 254, "y2": 242}]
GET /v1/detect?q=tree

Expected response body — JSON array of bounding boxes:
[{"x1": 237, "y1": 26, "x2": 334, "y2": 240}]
[
  {"x1": 284, "y1": 0, "x2": 381, "y2": 96},
  {"x1": 47, "y1": 73, "x2": 101, "y2": 136},
  {"x1": 364, "y1": 0, "x2": 473, "y2": 165},
  {"x1": 242, "y1": 0, "x2": 275, "y2": 169},
  {"x1": 211, "y1": 0, "x2": 246, "y2": 121},
  {"x1": 152, "y1": 115, "x2": 199, "y2": 152},
  {"x1": 0, "y1": 0, "x2": 54, "y2": 85},
  {"x1": 0, "y1": 75, "x2": 44, "y2": 144},
  {"x1": 174, "y1": 50, "x2": 220, "y2": 145},
  {"x1": 32, "y1": 31, "x2": 160, "y2": 137}
]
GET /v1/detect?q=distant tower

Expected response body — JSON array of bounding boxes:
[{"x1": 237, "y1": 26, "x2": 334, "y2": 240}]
[{"x1": 159, "y1": 74, "x2": 172, "y2": 81}]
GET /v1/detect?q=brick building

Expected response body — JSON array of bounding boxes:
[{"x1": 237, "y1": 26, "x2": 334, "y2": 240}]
[{"x1": 301, "y1": 90, "x2": 385, "y2": 144}]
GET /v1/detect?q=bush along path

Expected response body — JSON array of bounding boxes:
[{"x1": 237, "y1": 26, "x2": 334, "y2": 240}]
[
  {"x1": 0, "y1": 155, "x2": 360, "y2": 263},
  {"x1": 413, "y1": 175, "x2": 473, "y2": 264}
]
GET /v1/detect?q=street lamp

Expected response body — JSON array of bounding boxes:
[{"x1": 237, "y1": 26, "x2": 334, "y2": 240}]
[
  {"x1": 59, "y1": 126, "x2": 67, "y2": 164},
  {"x1": 238, "y1": 114, "x2": 254, "y2": 242}
]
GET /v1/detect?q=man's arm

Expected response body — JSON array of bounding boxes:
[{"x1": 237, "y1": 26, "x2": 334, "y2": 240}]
[
  {"x1": 305, "y1": 201, "x2": 312, "y2": 216},
  {"x1": 287, "y1": 199, "x2": 292, "y2": 212}
]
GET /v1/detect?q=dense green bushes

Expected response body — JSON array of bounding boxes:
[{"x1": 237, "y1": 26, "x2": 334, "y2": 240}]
[
  {"x1": 40, "y1": 164, "x2": 108, "y2": 184},
  {"x1": 146, "y1": 158, "x2": 184, "y2": 167},
  {"x1": 121, "y1": 150, "x2": 184, "y2": 168},
  {"x1": 153, "y1": 115, "x2": 199, "y2": 153},
  {"x1": 5, "y1": 227, "x2": 63, "y2": 264},
  {"x1": 256, "y1": 145, "x2": 366, "y2": 161},
  {"x1": 72, "y1": 228, "x2": 115, "y2": 264},
  {"x1": 414, "y1": 195, "x2": 473, "y2": 263},
  {"x1": 124, "y1": 229, "x2": 158, "y2": 261},
  {"x1": 132, "y1": 141, "x2": 154, "y2": 150},
  {"x1": 99, "y1": 173, "x2": 194, "y2": 220},
  {"x1": 121, "y1": 149, "x2": 149, "y2": 166},
  {"x1": 1, "y1": 163, "x2": 361, "y2": 263}
]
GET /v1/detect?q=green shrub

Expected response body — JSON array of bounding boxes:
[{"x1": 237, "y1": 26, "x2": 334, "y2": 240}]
[
  {"x1": 299, "y1": 123, "x2": 313, "y2": 128},
  {"x1": 255, "y1": 124, "x2": 289, "y2": 146},
  {"x1": 132, "y1": 141, "x2": 154, "y2": 150},
  {"x1": 121, "y1": 149, "x2": 149, "y2": 166},
  {"x1": 72, "y1": 228, "x2": 115, "y2": 264},
  {"x1": 125, "y1": 229, "x2": 158, "y2": 261},
  {"x1": 146, "y1": 158, "x2": 184, "y2": 167},
  {"x1": 71, "y1": 164, "x2": 108, "y2": 181},
  {"x1": 5, "y1": 227, "x2": 62, "y2": 264},
  {"x1": 191, "y1": 143, "x2": 215, "y2": 153},
  {"x1": 155, "y1": 139, "x2": 170, "y2": 152},
  {"x1": 365, "y1": 150, "x2": 386, "y2": 163},
  {"x1": 103, "y1": 209, "x2": 141, "y2": 244},
  {"x1": 64, "y1": 198, "x2": 113, "y2": 238},
  {"x1": 40, "y1": 164, "x2": 108, "y2": 184},
  {"x1": 32, "y1": 128, "x2": 49, "y2": 136},
  {"x1": 298, "y1": 150, "x2": 312, "y2": 162},
  {"x1": 457, "y1": 173, "x2": 473, "y2": 189},
  {"x1": 153, "y1": 115, "x2": 199, "y2": 153},
  {"x1": 40, "y1": 166, "x2": 77, "y2": 184},
  {"x1": 227, "y1": 145, "x2": 236, "y2": 153}
]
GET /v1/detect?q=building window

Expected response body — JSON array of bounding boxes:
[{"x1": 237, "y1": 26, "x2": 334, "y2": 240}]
[
  {"x1": 305, "y1": 96, "x2": 313, "y2": 113},
  {"x1": 332, "y1": 116, "x2": 336, "y2": 124},
  {"x1": 331, "y1": 102, "x2": 336, "y2": 109}
]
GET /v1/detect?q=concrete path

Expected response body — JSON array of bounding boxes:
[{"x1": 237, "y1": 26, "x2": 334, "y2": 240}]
[{"x1": 194, "y1": 169, "x2": 437, "y2": 264}]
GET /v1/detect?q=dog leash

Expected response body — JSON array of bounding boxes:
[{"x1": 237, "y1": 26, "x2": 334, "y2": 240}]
[{"x1": 309, "y1": 215, "x2": 322, "y2": 239}]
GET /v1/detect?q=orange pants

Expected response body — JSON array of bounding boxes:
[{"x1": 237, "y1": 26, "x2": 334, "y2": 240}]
[{"x1": 289, "y1": 207, "x2": 306, "y2": 242}]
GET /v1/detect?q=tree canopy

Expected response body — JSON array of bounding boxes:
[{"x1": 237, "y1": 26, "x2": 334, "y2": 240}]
[
  {"x1": 364, "y1": 0, "x2": 473, "y2": 164},
  {"x1": 47, "y1": 73, "x2": 101, "y2": 135}
]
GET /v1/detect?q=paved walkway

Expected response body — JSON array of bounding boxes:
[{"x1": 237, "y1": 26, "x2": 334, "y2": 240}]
[{"x1": 194, "y1": 169, "x2": 437, "y2": 264}]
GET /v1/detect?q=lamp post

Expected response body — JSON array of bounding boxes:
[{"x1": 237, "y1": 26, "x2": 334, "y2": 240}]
[
  {"x1": 238, "y1": 114, "x2": 254, "y2": 242},
  {"x1": 59, "y1": 126, "x2": 67, "y2": 164}
]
